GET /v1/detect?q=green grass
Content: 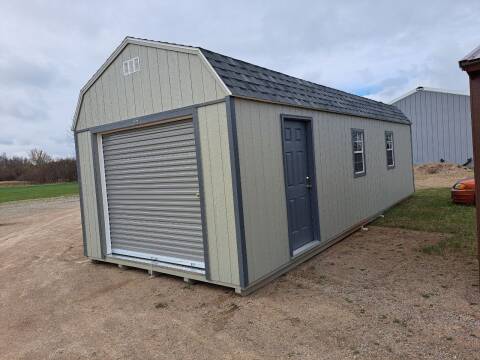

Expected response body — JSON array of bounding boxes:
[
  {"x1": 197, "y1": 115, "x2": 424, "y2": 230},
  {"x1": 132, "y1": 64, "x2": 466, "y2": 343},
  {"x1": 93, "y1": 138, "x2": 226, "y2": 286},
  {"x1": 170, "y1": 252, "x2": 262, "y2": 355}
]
[
  {"x1": 374, "y1": 188, "x2": 476, "y2": 255},
  {"x1": 0, "y1": 182, "x2": 79, "y2": 204}
]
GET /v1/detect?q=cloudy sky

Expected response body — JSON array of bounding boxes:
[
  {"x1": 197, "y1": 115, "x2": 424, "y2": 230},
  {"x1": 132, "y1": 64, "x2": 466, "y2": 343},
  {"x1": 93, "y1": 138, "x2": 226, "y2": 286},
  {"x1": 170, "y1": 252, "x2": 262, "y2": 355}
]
[{"x1": 1, "y1": 0, "x2": 479, "y2": 158}]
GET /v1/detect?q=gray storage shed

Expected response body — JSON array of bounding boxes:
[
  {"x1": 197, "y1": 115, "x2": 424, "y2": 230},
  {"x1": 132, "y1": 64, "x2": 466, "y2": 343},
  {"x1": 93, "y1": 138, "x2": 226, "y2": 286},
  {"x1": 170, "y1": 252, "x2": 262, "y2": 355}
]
[
  {"x1": 391, "y1": 87, "x2": 472, "y2": 165},
  {"x1": 73, "y1": 37, "x2": 414, "y2": 294}
]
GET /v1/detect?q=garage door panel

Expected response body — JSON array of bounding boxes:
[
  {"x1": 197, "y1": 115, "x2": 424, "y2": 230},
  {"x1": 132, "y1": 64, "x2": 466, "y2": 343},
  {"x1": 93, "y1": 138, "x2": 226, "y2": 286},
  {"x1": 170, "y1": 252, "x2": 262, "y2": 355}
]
[
  {"x1": 102, "y1": 129, "x2": 194, "y2": 151},
  {"x1": 102, "y1": 119, "x2": 205, "y2": 269},
  {"x1": 103, "y1": 143, "x2": 196, "y2": 162},
  {"x1": 102, "y1": 122, "x2": 193, "y2": 142},
  {"x1": 110, "y1": 229, "x2": 203, "y2": 245},
  {"x1": 107, "y1": 204, "x2": 201, "y2": 214},
  {"x1": 105, "y1": 176, "x2": 197, "y2": 184},
  {"x1": 105, "y1": 182, "x2": 199, "y2": 191},
  {"x1": 109, "y1": 219, "x2": 202, "y2": 231},
  {"x1": 103, "y1": 121, "x2": 192, "y2": 142},
  {"x1": 104, "y1": 151, "x2": 197, "y2": 167},
  {"x1": 110, "y1": 214, "x2": 201, "y2": 225},
  {"x1": 110, "y1": 211, "x2": 201, "y2": 221},
  {"x1": 104, "y1": 164, "x2": 198, "y2": 176},
  {"x1": 103, "y1": 140, "x2": 196, "y2": 159},
  {"x1": 105, "y1": 171, "x2": 198, "y2": 182},
  {"x1": 110, "y1": 223, "x2": 202, "y2": 238},
  {"x1": 102, "y1": 134, "x2": 194, "y2": 152},
  {"x1": 104, "y1": 158, "x2": 197, "y2": 172}
]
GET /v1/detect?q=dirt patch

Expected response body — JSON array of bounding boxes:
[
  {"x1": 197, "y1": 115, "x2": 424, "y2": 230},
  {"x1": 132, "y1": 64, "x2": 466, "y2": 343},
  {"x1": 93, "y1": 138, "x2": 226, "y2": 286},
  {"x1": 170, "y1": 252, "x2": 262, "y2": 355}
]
[
  {"x1": 0, "y1": 198, "x2": 478, "y2": 359},
  {"x1": 0, "y1": 181, "x2": 30, "y2": 187},
  {"x1": 414, "y1": 162, "x2": 474, "y2": 189}
]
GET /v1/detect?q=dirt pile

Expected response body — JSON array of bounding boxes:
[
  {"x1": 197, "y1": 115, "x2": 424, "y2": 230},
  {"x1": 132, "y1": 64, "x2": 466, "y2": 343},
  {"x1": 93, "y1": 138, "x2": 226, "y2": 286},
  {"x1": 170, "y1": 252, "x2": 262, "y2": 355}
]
[
  {"x1": 416, "y1": 162, "x2": 472, "y2": 175},
  {"x1": 414, "y1": 162, "x2": 474, "y2": 189}
]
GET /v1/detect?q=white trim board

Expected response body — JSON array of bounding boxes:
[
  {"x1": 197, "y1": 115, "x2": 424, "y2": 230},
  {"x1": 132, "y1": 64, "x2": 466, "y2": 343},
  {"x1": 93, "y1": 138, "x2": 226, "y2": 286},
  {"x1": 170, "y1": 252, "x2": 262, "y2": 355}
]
[{"x1": 97, "y1": 134, "x2": 112, "y2": 255}]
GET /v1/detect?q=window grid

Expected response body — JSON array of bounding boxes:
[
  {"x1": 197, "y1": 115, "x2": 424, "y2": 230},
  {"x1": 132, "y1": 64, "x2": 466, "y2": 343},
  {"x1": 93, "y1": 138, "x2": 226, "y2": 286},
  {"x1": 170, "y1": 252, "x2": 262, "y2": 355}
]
[
  {"x1": 352, "y1": 129, "x2": 366, "y2": 177},
  {"x1": 123, "y1": 57, "x2": 140, "y2": 76},
  {"x1": 385, "y1": 131, "x2": 395, "y2": 168}
]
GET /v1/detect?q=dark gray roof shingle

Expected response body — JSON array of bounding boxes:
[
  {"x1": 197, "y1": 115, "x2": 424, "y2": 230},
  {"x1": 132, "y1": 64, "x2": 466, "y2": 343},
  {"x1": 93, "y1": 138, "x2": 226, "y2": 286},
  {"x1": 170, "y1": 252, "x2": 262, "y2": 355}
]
[{"x1": 200, "y1": 48, "x2": 410, "y2": 125}]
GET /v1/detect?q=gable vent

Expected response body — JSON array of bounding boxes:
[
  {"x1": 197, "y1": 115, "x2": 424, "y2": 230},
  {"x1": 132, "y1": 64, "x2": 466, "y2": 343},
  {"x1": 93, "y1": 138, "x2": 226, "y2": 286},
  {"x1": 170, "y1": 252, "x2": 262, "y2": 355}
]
[{"x1": 123, "y1": 57, "x2": 140, "y2": 76}]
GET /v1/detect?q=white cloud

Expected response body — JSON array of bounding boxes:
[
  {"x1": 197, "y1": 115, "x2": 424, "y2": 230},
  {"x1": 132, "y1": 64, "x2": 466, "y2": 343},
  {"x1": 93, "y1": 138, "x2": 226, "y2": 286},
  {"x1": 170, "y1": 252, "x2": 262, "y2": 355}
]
[{"x1": 0, "y1": 0, "x2": 479, "y2": 156}]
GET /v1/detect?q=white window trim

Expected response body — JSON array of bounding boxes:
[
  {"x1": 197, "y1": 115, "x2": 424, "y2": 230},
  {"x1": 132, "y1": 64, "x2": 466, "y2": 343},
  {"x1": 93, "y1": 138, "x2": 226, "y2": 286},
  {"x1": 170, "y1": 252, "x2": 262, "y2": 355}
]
[
  {"x1": 385, "y1": 131, "x2": 395, "y2": 168},
  {"x1": 352, "y1": 129, "x2": 366, "y2": 177},
  {"x1": 123, "y1": 57, "x2": 140, "y2": 76}
]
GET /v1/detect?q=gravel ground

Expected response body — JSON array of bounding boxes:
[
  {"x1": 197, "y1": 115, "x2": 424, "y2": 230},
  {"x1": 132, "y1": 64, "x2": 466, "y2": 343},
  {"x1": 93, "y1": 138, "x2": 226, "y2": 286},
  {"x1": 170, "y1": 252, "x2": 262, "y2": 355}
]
[{"x1": 0, "y1": 196, "x2": 478, "y2": 359}]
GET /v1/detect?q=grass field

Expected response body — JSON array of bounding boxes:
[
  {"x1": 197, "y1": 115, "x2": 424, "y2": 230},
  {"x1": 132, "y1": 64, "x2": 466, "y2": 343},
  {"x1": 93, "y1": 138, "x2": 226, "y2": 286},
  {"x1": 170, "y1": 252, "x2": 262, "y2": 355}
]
[
  {"x1": 374, "y1": 188, "x2": 476, "y2": 255},
  {"x1": 0, "y1": 182, "x2": 79, "y2": 204}
]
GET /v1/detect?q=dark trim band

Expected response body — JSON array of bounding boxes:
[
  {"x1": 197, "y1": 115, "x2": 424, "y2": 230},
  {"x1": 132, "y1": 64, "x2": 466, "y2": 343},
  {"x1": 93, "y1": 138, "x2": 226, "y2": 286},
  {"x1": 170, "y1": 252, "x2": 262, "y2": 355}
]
[
  {"x1": 91, "y1": 133, "x2": 107, "y2": 258},
  {"x1": 226, "y1": 96, "x2": 249, "y2": 288},
  {"x1": 192, "y1": 108, "x2": 211, "y2": 280}
]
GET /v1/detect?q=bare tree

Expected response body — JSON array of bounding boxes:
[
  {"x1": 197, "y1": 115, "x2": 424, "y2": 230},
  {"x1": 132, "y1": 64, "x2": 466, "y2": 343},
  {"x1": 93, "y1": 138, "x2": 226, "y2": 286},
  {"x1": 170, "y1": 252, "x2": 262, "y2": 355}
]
[{"x1": 29, "y1": 149, "x2": 52, "y2": 166}]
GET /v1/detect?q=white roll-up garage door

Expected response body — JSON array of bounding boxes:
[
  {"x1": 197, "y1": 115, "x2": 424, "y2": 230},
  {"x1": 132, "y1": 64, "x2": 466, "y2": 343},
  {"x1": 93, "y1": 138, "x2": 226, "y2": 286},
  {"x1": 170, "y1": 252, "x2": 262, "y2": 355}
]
[{"x1": 101, "y1": 119, "x2": 205, "y2": 269}]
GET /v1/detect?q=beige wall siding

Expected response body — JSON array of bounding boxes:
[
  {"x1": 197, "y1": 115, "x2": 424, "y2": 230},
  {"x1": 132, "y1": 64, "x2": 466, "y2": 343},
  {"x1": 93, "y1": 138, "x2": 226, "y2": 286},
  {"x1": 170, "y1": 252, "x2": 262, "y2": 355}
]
[
  {"x1": 76, "y1": 44, "x2": 227, "y2": 131},
  {"x1": 234, "y1": 99, "x2": 414, "y2": 283},
  {"x1": 77, "y1": 131, "x2": 102, "y2": 259},
  {"x1": 197, "y1": 103, "x2": 240, "y2": 285},
  {"x1": 234, "y1": 100, "x2": 291, "y2": 282}
]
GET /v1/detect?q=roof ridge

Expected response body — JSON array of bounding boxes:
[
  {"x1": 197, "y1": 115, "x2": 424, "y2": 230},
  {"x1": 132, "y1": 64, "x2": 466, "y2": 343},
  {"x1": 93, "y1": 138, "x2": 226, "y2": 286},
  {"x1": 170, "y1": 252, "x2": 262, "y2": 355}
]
[{"x1": 126, "y1": 36, "x2": 197, "y2": 49}]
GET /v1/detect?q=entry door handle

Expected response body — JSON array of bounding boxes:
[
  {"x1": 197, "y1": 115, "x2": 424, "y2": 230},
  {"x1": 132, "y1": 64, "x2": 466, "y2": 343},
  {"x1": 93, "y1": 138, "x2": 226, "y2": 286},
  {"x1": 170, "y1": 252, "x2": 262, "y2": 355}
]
[{"x1": 305, "y1": 176, "x2": 312, "y2": 189}]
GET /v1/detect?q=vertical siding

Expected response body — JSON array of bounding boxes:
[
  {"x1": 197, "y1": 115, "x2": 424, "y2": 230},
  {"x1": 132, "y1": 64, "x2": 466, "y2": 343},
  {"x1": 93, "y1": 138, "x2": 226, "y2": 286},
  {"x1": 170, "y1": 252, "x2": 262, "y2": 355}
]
[
  {"x1": 77, "y1": 131, "x2": 102, "y2": 259},
  {"x1": 393, "y1": 90, "x2": 472, "y2": 164},
  {"x1": 76, "y1": 44, "x2": 227, "y2": 131},
  {"x1": 197, "y1": 102, "x2": 240, "y2": 286},
  {"x1": 234, "y1": 99, "x2": 414, "y2": 283},
  {"x1": 235, "y1": 101, "x2": 290, "y2": 280}
]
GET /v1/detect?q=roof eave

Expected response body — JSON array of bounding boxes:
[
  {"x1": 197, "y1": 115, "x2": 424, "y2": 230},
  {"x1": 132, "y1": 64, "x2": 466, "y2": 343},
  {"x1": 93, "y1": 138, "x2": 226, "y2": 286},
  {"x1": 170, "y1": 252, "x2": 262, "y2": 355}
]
[
  {"x1": 460, "y1": 58, "x2": 480, "y2": 72},
  {"x1": 230, "y1": 94, "x2": 411, "y2": 125}
]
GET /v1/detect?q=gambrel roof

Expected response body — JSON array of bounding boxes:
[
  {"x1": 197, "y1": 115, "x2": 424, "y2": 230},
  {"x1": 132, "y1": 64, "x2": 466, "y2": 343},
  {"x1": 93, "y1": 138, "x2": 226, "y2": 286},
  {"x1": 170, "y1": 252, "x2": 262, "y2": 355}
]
[
  {"x1": 73, "y1": 37, "x2": 410, "y2": 130},
  {"x1": 200, "y1": 48, "x2": 409, "y2": 124}
]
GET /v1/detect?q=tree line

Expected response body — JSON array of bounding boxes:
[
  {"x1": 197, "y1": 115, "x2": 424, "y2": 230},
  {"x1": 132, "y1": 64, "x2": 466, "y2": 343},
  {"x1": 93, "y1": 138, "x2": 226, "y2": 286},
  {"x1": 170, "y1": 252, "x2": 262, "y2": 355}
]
[{"x1": 0, "y1": 149, "x2": 77, "y2": 184}]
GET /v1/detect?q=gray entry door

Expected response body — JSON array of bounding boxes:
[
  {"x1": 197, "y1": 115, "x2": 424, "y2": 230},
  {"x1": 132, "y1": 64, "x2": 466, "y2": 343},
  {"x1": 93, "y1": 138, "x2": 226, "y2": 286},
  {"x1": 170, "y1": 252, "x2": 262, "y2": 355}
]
[
  {"x1": 283, "y1": 119, "x2": 315, "y2": 252},
  {"x1": 101, "y1": 120, "x2": 205, "y2": 269}
]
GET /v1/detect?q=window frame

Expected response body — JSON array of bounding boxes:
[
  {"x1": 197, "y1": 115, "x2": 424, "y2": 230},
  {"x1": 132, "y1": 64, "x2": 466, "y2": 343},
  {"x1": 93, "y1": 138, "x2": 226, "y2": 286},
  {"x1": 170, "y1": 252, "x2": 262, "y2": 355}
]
[
  {"x1": 385, "y1": 131, "x2": 395, "y2": 169},
  {"x1": 122, "y1": 57, "x2": 140, "y2": 76},
  {"x1": 351, "y1": 128, "x2": 366, "y2": 177}
]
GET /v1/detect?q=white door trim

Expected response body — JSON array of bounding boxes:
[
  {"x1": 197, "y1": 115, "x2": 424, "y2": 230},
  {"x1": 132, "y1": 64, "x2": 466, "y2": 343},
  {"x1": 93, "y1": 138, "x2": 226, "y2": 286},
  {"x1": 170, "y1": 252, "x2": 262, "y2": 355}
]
[{"x1": 97, "y1": 133, "x2": 112, "y2": 255}]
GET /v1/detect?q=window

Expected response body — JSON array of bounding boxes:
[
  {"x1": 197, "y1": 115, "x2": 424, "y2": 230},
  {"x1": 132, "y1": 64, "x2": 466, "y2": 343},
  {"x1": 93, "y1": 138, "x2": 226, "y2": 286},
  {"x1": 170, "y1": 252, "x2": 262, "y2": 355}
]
[
  {"x1": 352, "y1": 129, "x2": 366, "y2": 176},
  {"x1": 385, "y1": 131, "x2": 395, "y2": 168},
  {"x1": 122, "y1": 57, "x2": 140, "y2": 76}
]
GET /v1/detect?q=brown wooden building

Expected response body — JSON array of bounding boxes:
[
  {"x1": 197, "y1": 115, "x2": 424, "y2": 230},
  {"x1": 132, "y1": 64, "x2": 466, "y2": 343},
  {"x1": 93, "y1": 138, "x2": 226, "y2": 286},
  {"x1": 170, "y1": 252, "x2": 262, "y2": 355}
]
[{"x1": 459, "y1": 45, "x2": 480, "y2": 279}]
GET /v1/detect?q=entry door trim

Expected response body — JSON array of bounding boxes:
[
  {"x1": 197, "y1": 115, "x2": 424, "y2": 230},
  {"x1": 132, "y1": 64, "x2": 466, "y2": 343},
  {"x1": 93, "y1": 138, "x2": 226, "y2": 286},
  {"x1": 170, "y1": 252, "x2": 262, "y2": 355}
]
[
  {"x1": 280, "y1": 114, "x2": 321, "y2": 257},
  {"x1": 91, "y1": 109, "x2": 210, "y2": 276}
]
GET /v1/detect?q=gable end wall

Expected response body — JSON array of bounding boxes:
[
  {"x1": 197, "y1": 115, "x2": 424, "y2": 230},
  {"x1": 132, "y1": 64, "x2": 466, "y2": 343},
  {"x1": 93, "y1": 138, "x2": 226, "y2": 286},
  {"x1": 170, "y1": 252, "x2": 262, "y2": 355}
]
[{"x1": 76, "y1": 43, "x2": 228, "y2": 131}]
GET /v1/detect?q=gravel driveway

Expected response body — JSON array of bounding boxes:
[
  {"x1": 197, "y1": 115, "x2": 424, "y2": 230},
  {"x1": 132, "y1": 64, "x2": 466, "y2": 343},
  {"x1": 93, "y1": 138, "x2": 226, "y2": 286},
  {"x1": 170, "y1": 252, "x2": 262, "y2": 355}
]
[{"x1": 0, "y1": 197, "x2": 478, "y2": 359}]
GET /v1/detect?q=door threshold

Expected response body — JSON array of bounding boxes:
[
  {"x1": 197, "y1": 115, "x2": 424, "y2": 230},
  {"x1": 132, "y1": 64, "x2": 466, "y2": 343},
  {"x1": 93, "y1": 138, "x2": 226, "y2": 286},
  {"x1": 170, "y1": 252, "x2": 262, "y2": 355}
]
[{"x1": 292, "y1": 240, "x2": 321, "y2": 257}]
